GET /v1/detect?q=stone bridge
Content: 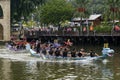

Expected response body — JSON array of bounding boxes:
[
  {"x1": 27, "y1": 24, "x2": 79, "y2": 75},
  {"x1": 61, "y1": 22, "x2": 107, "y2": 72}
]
[{"x1": 0, "y1": 0, "x2": 10, "y2": 41}]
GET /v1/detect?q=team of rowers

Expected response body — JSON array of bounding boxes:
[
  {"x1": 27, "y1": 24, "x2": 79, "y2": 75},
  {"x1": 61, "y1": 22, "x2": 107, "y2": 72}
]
[
  {"x1": 7, "y1": 39, "x2": 99, "y2": 58},
  {"x1": 6, "y1": 39, "x2": 27, "y2": 51},
  {"x1": 29, "y1": 39, "x2": 98, "y2": 58}
]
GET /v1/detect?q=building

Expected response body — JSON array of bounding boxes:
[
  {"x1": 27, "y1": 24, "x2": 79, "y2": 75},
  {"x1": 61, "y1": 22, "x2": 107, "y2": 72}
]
[
  {"x1": 72, "y1": 14, "x2": 102, "y2": 27},
  {"x1": 88, "y1": 14, "x2": 102, "y2": 26},
  {"x1": 0, "y1": 0, "x2": 10, "y2": 41}
]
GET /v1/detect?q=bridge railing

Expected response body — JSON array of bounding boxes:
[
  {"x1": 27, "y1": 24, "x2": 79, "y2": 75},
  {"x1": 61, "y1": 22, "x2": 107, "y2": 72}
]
[{"x1": 24, "y1": 29, "x2": 97, "y2": 38}]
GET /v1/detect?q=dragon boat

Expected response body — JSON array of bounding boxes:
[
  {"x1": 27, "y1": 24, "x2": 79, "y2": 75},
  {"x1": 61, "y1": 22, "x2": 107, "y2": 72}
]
[
  {"x1": 22, "y1": 41, "x2": 115, "y2": 61},
  {"x1": 5, "y1": 40, "x2": 29, "y2": 53},
  {"x1": 28, "y1": 45, "x2": 114, "y2": 61},
  {"x1": 5, "y1": 45, "x2": 28, "y2": 53}
]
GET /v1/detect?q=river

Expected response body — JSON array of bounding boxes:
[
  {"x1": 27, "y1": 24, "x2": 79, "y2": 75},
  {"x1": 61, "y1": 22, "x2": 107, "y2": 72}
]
[{"x1": 0, "y1": 45, "x2": 120, "y2": 80}]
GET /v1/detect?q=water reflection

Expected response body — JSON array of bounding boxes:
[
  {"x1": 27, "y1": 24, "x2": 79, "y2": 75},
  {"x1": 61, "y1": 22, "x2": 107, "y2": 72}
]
[
  {"x1": 0, "y1": 45, "x2": 120, "y2": 80},
  {"x1": 0, "y1": 59, "x2": 11, "y2": 80},
  {"x1": 17, "y1": 61, "x2": 113, "y2": 80}
]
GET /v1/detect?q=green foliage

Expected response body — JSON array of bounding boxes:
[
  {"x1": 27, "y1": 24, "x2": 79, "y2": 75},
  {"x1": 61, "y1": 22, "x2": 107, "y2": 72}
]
[
  {"x1": 94, "y1": 24, "x2": 113, "y2": 33},
  {"x1": 25, "y1": 21, "x2": 36, "y2": 28},
  {"x1": 10, "y1": 0, "x2": 120, "y2": 28},
  {"x1": 72, "y1": 0, "x2": 89, "y2": 18},
  {"x1": 39, "y1": 0, "x2": 75, "y2": 25},
  {"x1": 11, "y1": 0, "x2": 48, "y2": 22},
  {"x1": 103, "y1": 0, "x2": 120, "y2": 23}
]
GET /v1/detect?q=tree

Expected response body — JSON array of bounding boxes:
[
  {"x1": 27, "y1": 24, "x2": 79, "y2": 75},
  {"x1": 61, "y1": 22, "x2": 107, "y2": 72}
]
[
  {"x1": 104, "y1": 0, "x2": 120, "y2": 22},
  {"x1": 11, "y1": 0, "x2": 48, "y2": 22},
  {"x1": 71, "y1": 0, "x2": 89, "y2": 35},
  {"x1": 88, "y1": 0, "x2": 105, "y2": 14},
  {"x1": 39, "y1": 0, "x2": 75, "y2": 26},
  {"x1": 71, "y1": 0, "x2": 89, "y2": 18}
]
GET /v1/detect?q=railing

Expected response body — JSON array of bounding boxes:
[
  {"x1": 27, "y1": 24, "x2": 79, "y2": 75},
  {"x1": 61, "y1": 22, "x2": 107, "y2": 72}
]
[
  {"x1": 23, "y1": 26, "x2": 120, "y2": 38},
  {"x1": 24, "y1": 29, "x2": 120, "y2": 38}
]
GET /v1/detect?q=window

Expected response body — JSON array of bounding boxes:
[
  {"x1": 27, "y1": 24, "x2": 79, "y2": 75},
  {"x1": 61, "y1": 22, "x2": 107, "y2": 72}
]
[{"x1": 0, "y1": 5, "x2": 3, "y2": 18}]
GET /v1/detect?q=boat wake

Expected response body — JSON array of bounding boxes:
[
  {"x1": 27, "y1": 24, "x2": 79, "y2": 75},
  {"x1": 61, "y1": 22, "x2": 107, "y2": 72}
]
[
  {"x1": 0, "y1": 46, "x2": 114, "y2": 65},
  {"x1": 0, "y1": 49, "x2": 94, "y2": 65}
]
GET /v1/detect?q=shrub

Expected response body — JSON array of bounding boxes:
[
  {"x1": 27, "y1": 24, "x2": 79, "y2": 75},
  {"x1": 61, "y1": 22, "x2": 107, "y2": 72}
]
[{"x1": 94, "y1": 25, "x2": 113, "y2": 33}]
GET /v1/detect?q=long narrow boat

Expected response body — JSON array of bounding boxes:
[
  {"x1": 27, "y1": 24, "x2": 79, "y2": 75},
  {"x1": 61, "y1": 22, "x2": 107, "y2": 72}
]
[
  {"x1": 29, "y1": 47, "x2": 114, "y2": 62},
  {"x1": 6, "y1": 45, "x2": 28, "y2": 53}
]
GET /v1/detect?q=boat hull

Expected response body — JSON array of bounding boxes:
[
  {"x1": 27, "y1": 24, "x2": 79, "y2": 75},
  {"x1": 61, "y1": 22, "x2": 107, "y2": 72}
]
[
  {"x1": 29, "y1": 49, "x2": 103, "y2": 61},
  {"x1": 30, "y1": 49, "x2": 46, "y2": 59}
]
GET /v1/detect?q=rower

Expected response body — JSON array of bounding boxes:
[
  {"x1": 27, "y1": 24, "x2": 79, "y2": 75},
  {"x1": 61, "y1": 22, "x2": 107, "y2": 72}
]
[
  {"x1": 64, "y1": 39, "x2": 73, "y2": 46},
  {"x1": 79, "y1": 48, "x2": 86, "y2": 57},
  {"x1": 25, "y1": 42, "x2": 31, "y2": 50},
  {"x1": 63, "y1": 48, "x2": 68, "y2": 58},
  {"x1": 71, "y1": 48, "x2": 77, "y2": 57},
  {"x1": 77, "y1": 51, "x2": 83, "y2": 57},
  {"x1": 55, "y1": 48, "x2": 61, "y2": 57},
  {"x1": 89, "y1": 50, "x2": 99, "y2": 57}
]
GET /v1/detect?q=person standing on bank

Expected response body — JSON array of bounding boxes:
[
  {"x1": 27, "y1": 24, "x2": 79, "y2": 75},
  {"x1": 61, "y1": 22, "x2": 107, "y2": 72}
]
[{"x1": 104, "y1": 40, "x2": 109, "y2": 48}]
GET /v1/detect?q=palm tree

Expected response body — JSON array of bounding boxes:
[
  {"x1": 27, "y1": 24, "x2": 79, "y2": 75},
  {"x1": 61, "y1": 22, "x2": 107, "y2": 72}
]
[
  {"x1": 71, "y1": 0, "x2": 89, "y2": 35},
  {"x1": 88, "y1": 0, "x2": 105, "y2": 14},
  {"x1": 72, "y1": 0, "x2": 89, "y2": 18},
  {"x1": 104, "y1": 0, "x2": 120, "y2": 26}
]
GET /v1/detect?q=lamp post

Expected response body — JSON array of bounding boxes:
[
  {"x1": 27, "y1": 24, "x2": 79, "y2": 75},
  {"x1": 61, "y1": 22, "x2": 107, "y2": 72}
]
[
  {"x1": 19, "y1": 16, "x2": 24, "y2": 39},
  {"x1": 31, "y1": 13, "x2": 34, "y2": 28},
  {"x1": 37, "y1": 22, "x2": 40, "y2": 28},
  {"x1": 86, "y1": 19, "x2": 89, "y2": 36}
]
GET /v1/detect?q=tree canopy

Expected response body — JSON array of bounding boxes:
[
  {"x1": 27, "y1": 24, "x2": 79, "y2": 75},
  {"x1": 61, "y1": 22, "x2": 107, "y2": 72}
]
[
  {"x1": 39, "y1": 0, "x2": 75, "y2": 25},
  {"x1": 10, "y1": 0, "x2": 120, "y2": 26},
  {"x1": 11, "y1": 0, "x2": 48, "y2": 22}
]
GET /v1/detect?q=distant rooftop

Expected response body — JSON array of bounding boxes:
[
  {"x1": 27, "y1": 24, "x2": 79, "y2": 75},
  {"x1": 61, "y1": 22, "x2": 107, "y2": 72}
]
[
  {"x1": 88, "y1": 14, "x2": 101, "y2": 20},
  {"x1": 73, "y1": 14, "x2": 102, "y2": 21},
  {"x1": 72, "y1": 18, "x2": 87, "y2": 21}
]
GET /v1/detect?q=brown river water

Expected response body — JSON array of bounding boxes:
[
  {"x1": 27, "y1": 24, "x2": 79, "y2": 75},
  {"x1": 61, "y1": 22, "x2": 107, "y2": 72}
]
[{"x1": 0, "y1": 45, "x2": 120, "y2": 80}]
